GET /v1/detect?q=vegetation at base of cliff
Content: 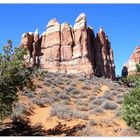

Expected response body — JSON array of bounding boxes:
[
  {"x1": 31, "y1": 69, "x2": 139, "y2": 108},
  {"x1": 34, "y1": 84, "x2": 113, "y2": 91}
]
[
  {"x1": 0, "y1": 40, "x2": 32, "y2": 122},
  {"x1": 119, "y1": 74, "x2": 140, "y2": 87},
  {"x1": 122, "y1": 65, "x2": 140, "y2": 133},
  {"x1": 136, "y1": 64, "x2": 140, "y2": 73},
  {"x1": 122, "y1": 86, "x2": 140, "y2": 132}
]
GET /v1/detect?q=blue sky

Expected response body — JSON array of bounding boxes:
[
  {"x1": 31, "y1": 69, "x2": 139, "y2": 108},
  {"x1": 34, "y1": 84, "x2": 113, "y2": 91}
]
[{"x1": 0, "y1": 4, "x2": 140, "y2": 75}]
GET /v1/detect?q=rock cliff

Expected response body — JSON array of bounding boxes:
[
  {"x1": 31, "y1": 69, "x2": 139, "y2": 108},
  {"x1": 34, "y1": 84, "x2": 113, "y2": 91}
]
[
  {"x1": 20, "y1": 13, "x2": 116, "y2": 80},
  {"x1": 125, "y1": 46, "x2": 140, "y2": 75}
]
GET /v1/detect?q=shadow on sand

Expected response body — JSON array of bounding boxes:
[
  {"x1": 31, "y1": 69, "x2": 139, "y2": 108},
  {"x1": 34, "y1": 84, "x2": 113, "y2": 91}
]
[{"x1": 0, "y1": 118, "x2": 85, "y2": 136}]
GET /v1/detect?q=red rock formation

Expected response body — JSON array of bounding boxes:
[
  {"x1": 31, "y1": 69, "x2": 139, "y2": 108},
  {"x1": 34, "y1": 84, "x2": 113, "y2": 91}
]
[
  {"x1": 61, "y1": 22, "x2": 73, "y2": 61},
  {"x1": 72, "y1": 13, "x2": 93, "y2": 76},
  {"x1": 95, "y1": 27, "x2": 115, "y2": 80},
  {"x1": 20, "y1": 13, "x2": 116, "y2": 80},
  {"x1": 125, "y1": 46, "x2": 140, "y2": 75},
  {"x1": 40, "y1": 18, "x2": 61, "y2": 73}
]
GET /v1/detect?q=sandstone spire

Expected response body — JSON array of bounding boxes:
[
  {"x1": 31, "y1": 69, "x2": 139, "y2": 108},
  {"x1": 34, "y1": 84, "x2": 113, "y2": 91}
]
[
  {"x1": 20, "y1": 13, "x2": 116, "y2": 80},
  {"x1": 61, "y1": 22, "x2": 73, "y2": 61}
]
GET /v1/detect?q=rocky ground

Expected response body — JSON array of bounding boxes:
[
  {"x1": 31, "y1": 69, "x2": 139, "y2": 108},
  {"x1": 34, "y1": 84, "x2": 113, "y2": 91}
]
[{"x1": 0, "y1": 71, "x2": 139, "y2": 136}]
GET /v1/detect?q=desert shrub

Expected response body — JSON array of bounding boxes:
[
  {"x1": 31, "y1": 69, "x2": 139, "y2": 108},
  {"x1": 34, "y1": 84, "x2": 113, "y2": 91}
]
[
  {"x1": 115, "y1": 107, "x2": 122, "y2": 117},
  {"x1": 116, "y1": 96, "x2": 123, "y2": 104},
  {"x1": 121, "y1": 75, "x2": 140, "y2": 87},
  {"x1": 65, "y1": 86, "x2": 75, "y2": 93},
  {"x1": 44, "y1": 79, "x2": 52, "y2": 86},
  {"x1": 40, "y1": 91, "x2": 50, "y2": 97},
  {"x1": 91, "y1": 98, "x2": 105, "y2": 106},
  {"x1": 50, "y1": 104, "x2": 73, "y2": 119},
  {"x1": 40, "y1": 98, "x2": 54, "y2": 105},
  {"x1": 116, "y1": 98, "x2": 123, "y2": 104},
  {"x1": 31, "y1": 97, "x2": 47, "y2": 107},
  {"x1": 33, "y1": 69, "x2": 46, "y2": 81},
  {"x1": 122, "y1": 86, "x2": 140, "y2": 132},
  {"x1": 11, "y1": 103, "x2": 29, "y2": 121},
  {"x1": 111, "y1": 91, "x2": 118, "y2": 96},
  {"x1": 117, "y1": 88, "x2": 126, "y2": 92},
  {"x1": 76, "y1": 106, "x2": 89, "y2": 111},
  {"x1": 70, "y1": 82, "x2": 77, "y2": 87},
  {"x1": 102, "y1": 101, "x2": 117, "y2": 110},
  {"x1": 54, "y1": 78, "x2": 63, "y2": 85},
  {"x1": 89, "y1": 96, "x2": 96, "y2": 101},
  {"x1": 81, "y1": 85, "x2": 92, "y2": 90},
  {"x1": 51, "y1": 85, "x2": 55, "y2": 89},
  {"x1": 51, "y1": 89, "x2": 60, "y2": 95},
  {"x1": 50, "y1": 104, "x2": 88, "y2": 120},
  {"x1": 60, "y1": 100, "x2": 70, "y2": 105},
  {"x1": 60, "y1": 73, "x2": 66, "y2": 78},
  {"x1": 102, "y1": 119, "x2": 113, "y2": 127},
  {"x1": 136, "y1": 64, "x2": 140, "y2": 73},
  {"x1": 91, "y1": 107, "x2": 104, "y2": 114},
  {"x1": 25, "y1": 92, "x2": 35, "y2": 99},
  {"x1": 71, "y1": 92, "x2": 87, "y2": 99},
  {"x1": 66, "y1": 74, "x2": 73, "y2": 78},
  {"x1": 69, "y1": 89, "x2": 81, "y2": 95},
  {"x1": 0, "y1": 41, "x2": 32, "y2": 121},
  {"x1": 117, "y1": 94, "x2": 123, "y2": 98},
  {"x1": 72, "y1": 111, "x2": 88, "y2": 120},
  {"x1": 102, "y1": 91, "x2": 113, "y2": 100},
  {"x1": 60, "y1": 86, "x2": 65, "y2": 90},
  {"x1": 89, "y1": 119, "x2": 97, "y2": 126},
  {"x1": 45, "y1": 72, "x2": 54, "y2": 78},
  {"x1": 40, "y1": 92, "x2": 57, "y2": 103},
  {"x1": 75, "y1": 99, "x2": 88, "y2": 106},
  {"x1": 80, "y1": 93, "x2": 87, "y2": 98},
  {"x1": 57, "y1": 93, "x2": 70, "y2": 101},
  {"x1": 78, "y1": 76, "x2": 85, "y2": 81},
  {"x1": 65, "y1": 79, "x2": 71, "y2": 85},
  {"x1": 84, "y1": 80, "x2": 91, "y2": 85},
  {"x1": 78, "y1": 125, "x2": 101, "y2": 136},
  {"x1": 93, "y1": 85, "x2": 100, "y2": 91},
  {"x1": 89, "y1": 104, "x2": 98, "y2": 110}
]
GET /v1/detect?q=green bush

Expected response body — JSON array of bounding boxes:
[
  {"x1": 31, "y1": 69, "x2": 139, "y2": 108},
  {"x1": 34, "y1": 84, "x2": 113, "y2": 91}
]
[
  {"x1": 122, "y1": 86, "x2": 140, "y2": 132},
  {"x1": 136, "y1": 64, "x2": 140, "y2": 73},
  {"x1": 120, "y1": 74, "x2": 140, "y2": 87},
  {"x1": 0, "y1": 40, "x2": 31, "y2": 122}
]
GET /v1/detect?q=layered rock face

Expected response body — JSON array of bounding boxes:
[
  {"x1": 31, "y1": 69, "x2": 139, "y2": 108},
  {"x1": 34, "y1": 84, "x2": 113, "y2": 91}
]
[
  {"x1": 125, "y1": 46, "x2": 140, "y2": 75},
  {"x1": 21, "y1": 29, "x2": 41, "y2": 67},
  {"x1": 20, "y1": 13, "x2": 116, "y2": 80}
]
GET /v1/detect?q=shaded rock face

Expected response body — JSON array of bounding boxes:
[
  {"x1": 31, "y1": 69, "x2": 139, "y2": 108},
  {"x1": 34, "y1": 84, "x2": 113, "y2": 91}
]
[
  {"x1": 125, "y1": 46, "x2": 140, "y2": 75},
  {"x1": 20, "y1": 30, "x2": 41, "y2": 67},
  {"x1": 95, "y1": 28, "x2": 115, "y2": 80},
  {"x1": 20, "y1": 13, "x2": 116, "y2": 80}
]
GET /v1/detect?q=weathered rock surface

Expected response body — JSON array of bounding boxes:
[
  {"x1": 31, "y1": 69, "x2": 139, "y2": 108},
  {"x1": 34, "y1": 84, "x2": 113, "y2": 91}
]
[
  {"x1": 20, "y1": 13, "x2": 116, "y2": 80},
  {"x1": 125, "y1": 46, "x2": 140, "y2": 75}
]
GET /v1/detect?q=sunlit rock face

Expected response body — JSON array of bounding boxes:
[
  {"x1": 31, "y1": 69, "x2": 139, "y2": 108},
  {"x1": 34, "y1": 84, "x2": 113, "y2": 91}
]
[
  {"x1": 20, "y1": 13, "x2": 116, "y2": 80},
  {"x1": 125, "y1": 46, "x2": 140, "y2": 75}
]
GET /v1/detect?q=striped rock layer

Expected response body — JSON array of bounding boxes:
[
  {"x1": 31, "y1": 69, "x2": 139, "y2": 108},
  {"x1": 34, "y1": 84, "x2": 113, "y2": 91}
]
[{"x1": 20, "y1": 13, "x2": 116, "y2": 80}]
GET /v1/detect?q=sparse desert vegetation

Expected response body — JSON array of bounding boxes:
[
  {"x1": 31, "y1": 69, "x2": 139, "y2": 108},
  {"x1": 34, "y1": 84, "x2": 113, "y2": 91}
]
[
  {"x1": 0, "y1": 42, "x2": 139, "y2": 136},
  {"x1": 0, "y1": 61, "x2": 138, "y2": 136}
]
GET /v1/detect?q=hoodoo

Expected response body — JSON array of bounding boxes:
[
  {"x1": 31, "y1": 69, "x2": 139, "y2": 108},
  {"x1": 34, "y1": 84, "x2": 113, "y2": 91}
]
[{"x1": 20, "y1": 13, "x2": 116, "y2": 80}]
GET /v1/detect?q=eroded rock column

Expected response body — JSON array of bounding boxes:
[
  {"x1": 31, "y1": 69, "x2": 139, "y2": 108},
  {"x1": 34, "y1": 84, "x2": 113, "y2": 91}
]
[
  {"x1": 60, "y1": 22, "x2": 73, "y2": 73},
  {"x1": 72, "y1": 13, "x2": 93, "y2": 76},
  {"x1": 41, "y1": 19, "x2": 61, "y2": 72}
]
